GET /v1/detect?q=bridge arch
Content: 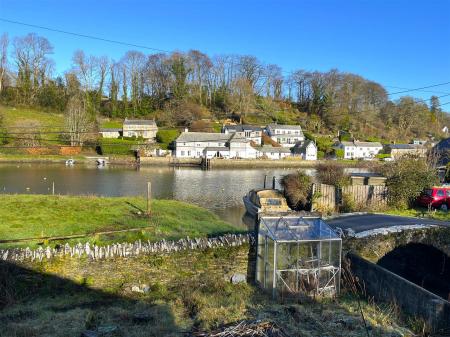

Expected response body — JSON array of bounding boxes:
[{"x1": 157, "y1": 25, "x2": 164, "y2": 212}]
[{"x1": 377, "y1": 242, "x2": 450, "y2": 301}]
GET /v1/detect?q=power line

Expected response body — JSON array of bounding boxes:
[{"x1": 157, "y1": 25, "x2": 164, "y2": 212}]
[
  {"x1": 0, "y1": 18, "x2": 170, "y2": 53},
  {"x1": 2, "y1": 17, "x2": 450, "y2": 97},
  {"x1": 388, "y1": 82, "x2": 450, "y2": 96}
]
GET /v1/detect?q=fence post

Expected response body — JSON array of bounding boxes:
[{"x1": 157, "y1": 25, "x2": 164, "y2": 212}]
[
  {"x1": 147, "y1": 181, "x2": 152, "y2": 216},
  {"x1": 52, "y1": 182, "x2": 55, "y2": 195}
]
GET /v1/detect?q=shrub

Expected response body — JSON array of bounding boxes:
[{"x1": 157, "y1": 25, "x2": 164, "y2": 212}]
[
  {"x1": 280, "y1": 171, "x2": 312, "y2": 210},
  {"x1": 156, "y1": 129, "x2": 180, "y2": 150},
  {"x1": 376, "y1": 153, "x2": 391, "y2": 159},
  {"x1": 381, "y1": 155, "x2": 438, "y2": 209},
  {"x1": 316, "y1": 162, "x2": 349, "y2": 187},
  {"x1": 334, "y1": 148, "x2": 344, "y2": 159},
  {"x1": 317, "y1": 150, "x2": 325, "y2": 159}
]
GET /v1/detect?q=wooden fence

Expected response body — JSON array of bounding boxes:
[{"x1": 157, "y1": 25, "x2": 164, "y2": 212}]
[{"x1": 312, "y1": 183, "x2": 388, "y2": 211}]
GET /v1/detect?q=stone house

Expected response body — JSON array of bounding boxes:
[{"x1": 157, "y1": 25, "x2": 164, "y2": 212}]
[
  {"x1": 122, "y1": 119, "x2": 158, "y2": 140},
  {"x1": 265, "y1": 124, "x2": 305, "y2": 147},
  {"x1": 386, "y1": 144, "x2": 427, "y2": 160}
]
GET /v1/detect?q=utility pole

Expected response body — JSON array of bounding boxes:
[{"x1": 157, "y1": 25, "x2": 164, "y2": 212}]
[{"x1": 52, "y1": 182, "x2": 55, "y2": 195}]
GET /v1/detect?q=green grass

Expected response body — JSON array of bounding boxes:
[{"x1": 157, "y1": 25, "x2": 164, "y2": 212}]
[
  {"x1": 0, "y1": 195, "x2": 241, "y2": 247},
  {"x1": 100, "y1": 120, "x2": 123, "y2": 129},
  {"x1": 383, "y1": 207, "x2": 450, "y2": 221},
  {"x1": 0, "y1": 105, "x2": 64, "y2": 129},
  {"x1": 156, "y1": 129, "x2": 180, "y2": 150},
  {"x1": 0, "y1": 244, "x2": 412, "y2": 336},
  {"x1": 99, "y1": 137, "x2": 143, "y2": 155}
]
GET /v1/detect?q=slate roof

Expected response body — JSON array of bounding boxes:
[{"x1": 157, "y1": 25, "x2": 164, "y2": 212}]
[
  {"x1": 175, "y1": 132, "x2": 248, "y2": 143},
  {"x1": 267, "y1": 123, "x2": 303, "y2": 131},
  {"x1": 123, "y1": 119, "x2": 157, "y2": 126},
  {"x1": 100, "y1": 128, "x2": 122, "y2": 132},
  {"x1": 388, "y1": 144, "x2": 424, "y2": 150},
  {"x1": 256, "y1": 146, "x2": 292, "y2": 153},
  {"x1": 223, "y1": 125, "x2": 263, "y2": 132},
  {"x1": 341, "y1": 141, "x2": 382, "y2": 148},
  {"x1": 294, "y1": 140, "x2": 316, "y2": 152}
]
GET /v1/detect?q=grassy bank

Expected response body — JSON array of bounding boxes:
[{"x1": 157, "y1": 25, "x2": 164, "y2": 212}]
[
  {"x1": 0, "y1": 245, "x2": 412, "y2": 336},
  {"x1": 0, "y1": 195, "x2": 240, "y2": 247},
  {"x1": 384, "y1": 207, "x2": 450, "y2": 221}
]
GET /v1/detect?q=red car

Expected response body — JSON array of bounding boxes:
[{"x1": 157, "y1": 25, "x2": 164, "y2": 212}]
[{"x1": 417, "y1": 186, "x2": 450, "y2": 211}]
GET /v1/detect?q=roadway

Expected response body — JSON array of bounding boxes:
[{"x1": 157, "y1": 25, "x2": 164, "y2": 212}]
[{"x1": 326, "y1": 213, "x2": 450, "y2": 234}]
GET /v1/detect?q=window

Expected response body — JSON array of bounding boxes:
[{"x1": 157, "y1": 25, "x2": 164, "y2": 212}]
[
  {"x1": 187, "y1": 151, "x2": 191, "y2": 156},
  {"x1": 181, "y1": 151, "x2": 185, "y2": 156},
  {"x1": 437, "y1": 190, "x2": 445, "y2": 197},
  {"x1": 245, "y1": 131, "x2": 251, "y2": 137}
]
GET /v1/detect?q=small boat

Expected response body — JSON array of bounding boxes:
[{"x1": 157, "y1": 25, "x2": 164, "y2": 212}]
[
  {"x1": 243, "y1": 189, "x2": 290, "y2": 217},
  {"x1": 96, "y1": 158, "x2": 107, "y2": 166},
  {"x1": 65, "y1": 159, "x2": 75, "y2": 166}
]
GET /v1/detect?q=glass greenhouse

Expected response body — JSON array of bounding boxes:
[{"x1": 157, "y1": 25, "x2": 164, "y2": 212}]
[{"x1": 256, "y1": 215, "x2": 342, "y2": 300}]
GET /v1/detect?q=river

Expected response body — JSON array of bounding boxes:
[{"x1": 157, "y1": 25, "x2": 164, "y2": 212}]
[{"x1": 0, "y1": 163, "x2": 365, "y2": 226}]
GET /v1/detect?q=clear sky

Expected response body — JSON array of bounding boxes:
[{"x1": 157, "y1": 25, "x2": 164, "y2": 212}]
[{"x1": 0, "y1": 0, "x2": 449, "y2": 101}]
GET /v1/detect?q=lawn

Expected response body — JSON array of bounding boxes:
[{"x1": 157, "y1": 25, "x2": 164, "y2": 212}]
[
  {"x1": 0, "y1": 194, "x2": 241, "y2": 247},
  {"x1": 384, "y1": 207, "x2": 450, "y2": 221},
  {"x1": 0, "y1": 105, "x2": 65, "y2": 129}
]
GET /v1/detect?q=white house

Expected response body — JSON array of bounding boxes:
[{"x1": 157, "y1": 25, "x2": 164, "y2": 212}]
[
  {"x1": 99, "y1": 128, "x2": 122, "y2": 138},
  {"x1": 222, "y1": 125, "x2": 263, "y2": 145},
  {"x1": 123, "y1": 119, "x2": 158, "y2": 140},
  {"x1": 293, "y1": 140, "x2": 318, "y2": 161},
  {"x1": 256, "y1": 146, "x2": 292, "y2": 160},
  {"x1": 338, "y1": 141, "x2": 383, "y2": 159},
  {"x1": 175, "y1": 131, "x2": 257, "y2": 159},
  {"x1": 265, "y1": 124, "x2": 304, "y2": 147}
]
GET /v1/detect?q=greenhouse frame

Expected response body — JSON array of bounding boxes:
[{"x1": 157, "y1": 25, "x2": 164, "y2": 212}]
[{"x1": 256, "y1": 215, "x2": 342, "y2": 300}]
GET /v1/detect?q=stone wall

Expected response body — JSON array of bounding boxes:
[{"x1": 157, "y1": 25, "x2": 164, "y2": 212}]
[
  {"x1": 0, "y1": 233, "x2": 254, "y2": 262},
  {"x1": 345, "y1": 227, "x2": 450, "y2": 262},
  {"x1": 347, "y1": 253, "x2": 450, "y2": 333}
]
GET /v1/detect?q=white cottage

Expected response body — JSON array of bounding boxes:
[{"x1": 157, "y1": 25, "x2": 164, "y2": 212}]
[
  {"x1": 175, "y1": 131, "x2": 257, "y2": 159},
  {"x1": 256, "y1": 146, "x2": 292, "y2": 160},
  {"x1": 99, "y1": 128, "x2": 122, "y2": 138},
  {"x1": 222, "y1": 125, "x2": 263, "y2": 145},
  {"x1": 338, "y1": 141, "x2": 383, "y2": 159},
  {"x1": 293, "y1": 140, "x2": 318, "y2": 161},
  {"x1": 265, "y1": 124, "x2": 304, "y2": 147}
]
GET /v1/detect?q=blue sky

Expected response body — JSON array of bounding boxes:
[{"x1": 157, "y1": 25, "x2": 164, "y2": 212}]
[{"x1": 1, "y1": 0, "x2": 450, "y2": 101}]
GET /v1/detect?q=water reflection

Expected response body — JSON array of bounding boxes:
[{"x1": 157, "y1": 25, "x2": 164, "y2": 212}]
[{"x1": 0, "y1": 163, "x2": 366, "y2": 226}]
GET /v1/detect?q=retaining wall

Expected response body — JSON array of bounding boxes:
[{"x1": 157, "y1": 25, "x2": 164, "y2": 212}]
[
  {"x1": 0, "y1": 233, "x2": 253, "y2": 262},
  {"x1": 347, "y1": 252, "x2": 450, "y2": 333}
]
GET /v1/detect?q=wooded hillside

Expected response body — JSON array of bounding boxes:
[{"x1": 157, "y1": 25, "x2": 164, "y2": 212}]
[{"x1": 0, "y1": 32, "x2": 449, "y2": 143}]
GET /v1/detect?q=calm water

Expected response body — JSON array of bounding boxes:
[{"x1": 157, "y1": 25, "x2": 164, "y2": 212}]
[{"x1": 0, "y1": 163, "x2": 365, "y2": 226}]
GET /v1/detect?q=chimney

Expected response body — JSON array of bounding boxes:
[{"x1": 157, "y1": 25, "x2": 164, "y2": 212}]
[{"x1": 184, "y1": 127, "x2": 189, "y2": 133}]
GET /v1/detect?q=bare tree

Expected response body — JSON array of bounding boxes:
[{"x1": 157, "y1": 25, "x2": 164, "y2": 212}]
[
  {"x1": 0, "y1": 33, "x2": 8, "y2": 94},
  {"x1": 12, "y1": 33, "x2": 53, "y2": 104},
  {"x1": 65, "y1": 94, "x2": 91, "y2": 146}
]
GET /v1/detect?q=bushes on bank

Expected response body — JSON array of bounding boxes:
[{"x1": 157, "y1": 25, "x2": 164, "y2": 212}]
[
  {"x1": 316, "y1": 162, "x2": 350, "y2": 187},
  {"x1": 156, "y1": 129, "x2": 180, "y2": 150},
  {"x1": 381, "y1": 155, "x2": 438, "y2": 209},
  {"x1": 280, "y1": 171, "x2": 312, "y2": 210}
]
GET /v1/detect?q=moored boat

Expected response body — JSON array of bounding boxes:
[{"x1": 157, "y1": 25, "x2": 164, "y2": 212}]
[{"x1": 243, "y1": 189, "x2": 290, "y2": 217}]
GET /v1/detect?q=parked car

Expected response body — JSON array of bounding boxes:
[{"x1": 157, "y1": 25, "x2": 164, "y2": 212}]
[{"x1": 416, "y1": 186, "x2": 450, "y2": 210}]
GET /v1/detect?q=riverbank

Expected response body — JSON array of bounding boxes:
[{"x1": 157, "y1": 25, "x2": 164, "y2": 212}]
[
  {"x1": 0, "y1": 153, "x2": 380, "y2": 168},
  {"x1": 0, "y1": 244, "x2": 412, "y2": 336},
  {"x1": 0, "y1": 194, "x2": 241, "y2": 248}
]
